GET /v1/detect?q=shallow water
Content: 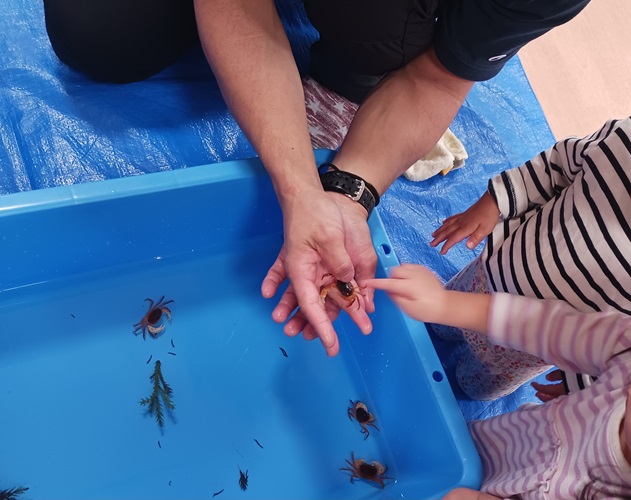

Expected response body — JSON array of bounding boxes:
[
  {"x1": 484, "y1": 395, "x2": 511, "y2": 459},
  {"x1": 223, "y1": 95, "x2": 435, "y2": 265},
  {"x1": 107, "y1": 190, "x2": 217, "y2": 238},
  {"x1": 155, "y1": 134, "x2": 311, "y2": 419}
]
[{"x1": 0, "y1": 234, "x2": 471, "y2": 499}]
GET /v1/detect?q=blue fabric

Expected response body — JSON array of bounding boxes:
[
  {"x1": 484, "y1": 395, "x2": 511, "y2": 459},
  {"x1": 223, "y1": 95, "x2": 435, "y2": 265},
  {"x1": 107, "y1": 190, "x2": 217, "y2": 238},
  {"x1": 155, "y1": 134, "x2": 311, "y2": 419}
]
[{"x1": 1, "y1": 0, "x2": 555, "y2": 420}]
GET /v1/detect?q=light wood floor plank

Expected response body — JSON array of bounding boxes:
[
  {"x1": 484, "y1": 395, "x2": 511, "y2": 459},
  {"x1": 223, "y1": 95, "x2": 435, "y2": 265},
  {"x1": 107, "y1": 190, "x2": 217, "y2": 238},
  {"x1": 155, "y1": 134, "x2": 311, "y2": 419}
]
[{"x1": 519, "y1": 0, "x2": 631, "y2": 139}]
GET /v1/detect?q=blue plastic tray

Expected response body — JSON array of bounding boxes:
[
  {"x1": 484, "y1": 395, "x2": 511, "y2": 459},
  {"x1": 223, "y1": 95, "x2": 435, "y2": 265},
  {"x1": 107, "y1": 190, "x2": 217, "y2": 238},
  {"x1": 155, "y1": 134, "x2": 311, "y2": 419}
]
[{"x1": 0, "y1": 151, "x2": 481, "y2": 499}]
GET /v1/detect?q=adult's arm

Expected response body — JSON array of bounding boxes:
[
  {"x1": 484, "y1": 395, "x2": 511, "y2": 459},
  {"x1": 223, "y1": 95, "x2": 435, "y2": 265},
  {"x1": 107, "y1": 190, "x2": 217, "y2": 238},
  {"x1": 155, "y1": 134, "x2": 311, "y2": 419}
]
[
  {"x1": 329, "y1": 0, "x2": 591, "y2": 348},
  {"x1": 332, "y1": 0, "x2": 591, "y2": 207},
  {"x1": 194, "y1": 0, "x2": 372, "y2": 356},
  {"x1": 333, "y1": 48, "x2": 474, "y2": 195},
  {"x1": 265, "y1": 48, "x2": 475, "y2": 351},
  {"x1": 194, "y1": 0, "x2": 317, "y2": 202}
]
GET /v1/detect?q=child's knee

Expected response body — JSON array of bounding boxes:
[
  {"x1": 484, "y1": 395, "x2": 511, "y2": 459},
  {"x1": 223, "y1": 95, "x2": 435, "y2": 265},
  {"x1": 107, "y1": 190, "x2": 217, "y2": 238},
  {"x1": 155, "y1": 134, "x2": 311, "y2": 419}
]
[
  {"x1": 427, "y1": 322, "x2": 465, "y2": 342},
  {"x1": 44, "y1": 0, "x2": 197, "y2": 82}
]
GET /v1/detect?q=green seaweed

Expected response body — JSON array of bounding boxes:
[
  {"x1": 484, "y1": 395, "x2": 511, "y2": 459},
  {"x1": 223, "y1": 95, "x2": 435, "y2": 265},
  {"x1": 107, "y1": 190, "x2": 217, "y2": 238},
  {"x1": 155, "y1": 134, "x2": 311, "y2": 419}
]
[
  {"x1": 139, "y1": 360, "x2": 175, "y2": 429},
  {"x1": 0, "y1": 486, "x2": 29, "y2": 500}
]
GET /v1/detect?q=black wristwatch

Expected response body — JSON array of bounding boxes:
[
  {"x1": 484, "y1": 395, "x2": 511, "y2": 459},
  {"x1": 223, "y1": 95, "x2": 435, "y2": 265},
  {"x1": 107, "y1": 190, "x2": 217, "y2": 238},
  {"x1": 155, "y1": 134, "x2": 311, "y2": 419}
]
[{"x1": 318, "y1": 162, "x2": 380, "y2": 217}]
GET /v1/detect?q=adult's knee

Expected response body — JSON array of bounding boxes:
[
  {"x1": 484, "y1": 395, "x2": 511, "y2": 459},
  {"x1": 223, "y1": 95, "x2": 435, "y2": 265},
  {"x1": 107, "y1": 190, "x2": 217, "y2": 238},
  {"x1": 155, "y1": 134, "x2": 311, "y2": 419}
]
[{"x1": 43, "y1": 0, "x2": 198, "y2": 82}]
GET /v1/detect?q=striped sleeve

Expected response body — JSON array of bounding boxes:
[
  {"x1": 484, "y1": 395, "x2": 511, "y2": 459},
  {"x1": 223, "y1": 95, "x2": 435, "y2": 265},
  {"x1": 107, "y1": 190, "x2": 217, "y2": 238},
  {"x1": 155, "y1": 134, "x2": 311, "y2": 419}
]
[
  {"x1": 487, "y1": 293, "x2": 631, "y2": 376},
  {"x1": 488, "y1": 119, "x2": 622, "y2": 219},
  {"x1": 561, "y1": 369, "x2": 596, "y2": 393}
]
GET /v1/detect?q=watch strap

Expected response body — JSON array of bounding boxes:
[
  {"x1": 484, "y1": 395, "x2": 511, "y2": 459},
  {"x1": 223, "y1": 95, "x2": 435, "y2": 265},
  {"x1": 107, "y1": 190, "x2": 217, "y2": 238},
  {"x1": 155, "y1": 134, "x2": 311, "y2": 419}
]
[{"x1": 318, "y1": 163, "x2": 379, "y2": 217}]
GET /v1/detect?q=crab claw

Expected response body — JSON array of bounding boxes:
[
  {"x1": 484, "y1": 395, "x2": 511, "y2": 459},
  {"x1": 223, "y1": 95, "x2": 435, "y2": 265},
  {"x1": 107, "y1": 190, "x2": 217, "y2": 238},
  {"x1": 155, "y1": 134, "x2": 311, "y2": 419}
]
[
  {"x1": 162, "y1": 307, "x2": 172, "y2": 322},
  {"x1": 148, "y1": 323, "x2": 166, "y2": 336}
]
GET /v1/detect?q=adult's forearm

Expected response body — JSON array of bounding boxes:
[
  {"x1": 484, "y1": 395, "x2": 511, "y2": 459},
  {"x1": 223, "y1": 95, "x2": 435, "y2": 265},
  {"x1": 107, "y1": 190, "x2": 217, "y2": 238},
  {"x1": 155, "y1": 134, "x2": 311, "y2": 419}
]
[
  {"x1": 333, "y1": 48, "x2": 474, "y2": 195},
  {"x1": 194, "y1": 0, "x2": 320, "y2": 206}
]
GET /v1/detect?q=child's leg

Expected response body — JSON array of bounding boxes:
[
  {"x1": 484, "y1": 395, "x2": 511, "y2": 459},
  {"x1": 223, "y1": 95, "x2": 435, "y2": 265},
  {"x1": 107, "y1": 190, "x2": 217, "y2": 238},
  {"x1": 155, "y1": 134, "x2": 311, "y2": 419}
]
[
  {"x1": 456, "y1": 330, "x2": 549, "y2": 400},
  {"x1": 429, "y1": 257, "x2": 488, "y2": 341},
  {"x1": 433, "y1": 256, "x2": 550, "y2": 400}
]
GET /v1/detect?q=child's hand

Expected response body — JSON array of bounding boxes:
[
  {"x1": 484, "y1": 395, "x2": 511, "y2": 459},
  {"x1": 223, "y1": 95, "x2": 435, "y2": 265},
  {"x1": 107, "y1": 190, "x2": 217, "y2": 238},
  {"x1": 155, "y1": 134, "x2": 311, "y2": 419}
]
[
  {"x1": 365, "y1": 264, "x2": 447, "y2": 324},
  {"x1": 531, "y1": 369, "x2": 568, "y2": 402},
  {"x1": 430, "y1": 191, "x2": 500, "y2": 255},
  {"x1": 443, "y1": 488, "x2": 502, "y2": 499},
  {"x1": 368, "y1": 264, "x2": 492, "y2": 333}
]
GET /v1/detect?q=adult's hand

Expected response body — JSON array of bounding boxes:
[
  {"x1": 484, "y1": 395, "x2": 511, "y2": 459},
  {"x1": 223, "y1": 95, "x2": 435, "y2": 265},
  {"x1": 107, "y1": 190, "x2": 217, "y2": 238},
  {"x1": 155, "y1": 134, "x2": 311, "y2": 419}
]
[
  {"x1": 430, "y1": 191, "x2": 500, "y2": 255},
  {"x1": 261, "y1": 189, "x2": 376, "y2": 356}
]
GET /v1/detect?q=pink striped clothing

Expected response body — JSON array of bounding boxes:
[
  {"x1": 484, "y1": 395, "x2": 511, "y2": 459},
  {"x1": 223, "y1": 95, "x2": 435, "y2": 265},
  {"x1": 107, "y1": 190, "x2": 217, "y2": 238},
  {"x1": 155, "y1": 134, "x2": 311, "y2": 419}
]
[{"x1": 470, "y1": 293, "x2": 631, "y2": 499}]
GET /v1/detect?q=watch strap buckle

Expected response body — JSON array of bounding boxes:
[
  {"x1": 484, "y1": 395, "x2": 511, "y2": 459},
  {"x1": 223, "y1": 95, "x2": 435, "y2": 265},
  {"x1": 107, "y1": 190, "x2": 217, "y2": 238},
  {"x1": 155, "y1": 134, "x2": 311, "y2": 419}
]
[{"x1": 348, "y1": 180, "x2": 366, "y2": 202}]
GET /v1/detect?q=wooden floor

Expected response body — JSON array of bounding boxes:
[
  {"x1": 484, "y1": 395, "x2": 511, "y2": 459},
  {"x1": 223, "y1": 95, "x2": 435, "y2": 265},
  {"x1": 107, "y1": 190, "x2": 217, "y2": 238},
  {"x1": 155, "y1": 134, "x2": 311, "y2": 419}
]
[{"x1": 519, "y1": 0, "x2": 631, "y2": 140}]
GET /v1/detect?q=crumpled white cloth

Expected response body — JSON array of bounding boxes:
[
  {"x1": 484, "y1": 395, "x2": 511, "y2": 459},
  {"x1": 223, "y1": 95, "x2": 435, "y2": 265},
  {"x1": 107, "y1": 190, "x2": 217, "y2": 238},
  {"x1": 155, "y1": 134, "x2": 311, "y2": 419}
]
[{"x1": 404, "y1": 128, "x2": 468, "y2": 181}]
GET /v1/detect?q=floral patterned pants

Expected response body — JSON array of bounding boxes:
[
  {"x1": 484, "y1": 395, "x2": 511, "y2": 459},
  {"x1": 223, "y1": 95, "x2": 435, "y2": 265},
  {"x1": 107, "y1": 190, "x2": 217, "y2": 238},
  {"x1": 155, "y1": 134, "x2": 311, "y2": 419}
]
[{"x1": 431, "y1": 256, "x2": 549, "y2": 401}]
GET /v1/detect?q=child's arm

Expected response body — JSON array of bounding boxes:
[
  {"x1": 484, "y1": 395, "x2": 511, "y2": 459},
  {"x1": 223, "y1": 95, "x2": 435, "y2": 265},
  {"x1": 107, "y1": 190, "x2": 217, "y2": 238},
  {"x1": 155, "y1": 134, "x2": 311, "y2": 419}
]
[
  {"x1": 365, "y1": 264, "x2": 491, "y2": 331},
  {"x1": 489, "y1": 118, "x2": 624, "y2": 219},
  {"x1": 488, "y1": 292, "x2": 631, "y2": 377},
  {"x1": 368, "y1": 264, "x2": 631, "y2": 376},
  {"x1": 442, "y1": 488, "x2": 501, "y2": 500}
]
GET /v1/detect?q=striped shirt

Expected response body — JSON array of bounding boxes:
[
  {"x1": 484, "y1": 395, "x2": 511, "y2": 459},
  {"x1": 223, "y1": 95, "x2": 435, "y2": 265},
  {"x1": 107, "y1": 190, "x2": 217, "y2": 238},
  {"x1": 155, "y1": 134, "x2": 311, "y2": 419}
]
[
  {"x1": 484, "y1": 117, "x2": 631, "y2": 315},
  {"x1": 470, "y1": 294, "x2": 631, "y2": 499}
]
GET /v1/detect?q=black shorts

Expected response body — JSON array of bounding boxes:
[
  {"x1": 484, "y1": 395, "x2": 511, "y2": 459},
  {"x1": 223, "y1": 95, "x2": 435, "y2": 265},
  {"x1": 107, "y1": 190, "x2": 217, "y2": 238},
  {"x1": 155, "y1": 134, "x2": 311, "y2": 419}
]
[
  {"x1": 44, "y1": 0, "x2": 590, "y2": 98},
  {"x1": 304, "y1": 0, "x2": 440, "y2": 104},
  {"x1": 43, "y1": 0, "x2": 198, "y2": 83},
  {"x1": 304, "y1": 0, "x2": 590, "y2": 103}
]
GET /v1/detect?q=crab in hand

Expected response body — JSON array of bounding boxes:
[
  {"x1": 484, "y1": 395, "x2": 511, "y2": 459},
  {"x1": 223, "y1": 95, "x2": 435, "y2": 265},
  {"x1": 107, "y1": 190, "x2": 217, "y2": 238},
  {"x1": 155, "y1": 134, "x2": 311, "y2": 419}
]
[
  {"x1": 133, "y1": 296, "x2": 174, "y2": 340},
  {"x1": 340, "y1": 452, "x2": 393, "y2": 488},
  {"x1": 347, "y1": 400, "x2": 379, "y2": 439},
  {"x1": 319, "y1": 274, "x2": 366, "y2": 310}
]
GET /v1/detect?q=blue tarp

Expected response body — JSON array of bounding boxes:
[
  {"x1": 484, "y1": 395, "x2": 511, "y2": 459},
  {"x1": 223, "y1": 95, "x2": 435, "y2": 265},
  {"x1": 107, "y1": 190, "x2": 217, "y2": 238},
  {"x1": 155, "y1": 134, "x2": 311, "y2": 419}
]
[{"x1": 1, "y1": 0, "x2": 556, "y2": 420}]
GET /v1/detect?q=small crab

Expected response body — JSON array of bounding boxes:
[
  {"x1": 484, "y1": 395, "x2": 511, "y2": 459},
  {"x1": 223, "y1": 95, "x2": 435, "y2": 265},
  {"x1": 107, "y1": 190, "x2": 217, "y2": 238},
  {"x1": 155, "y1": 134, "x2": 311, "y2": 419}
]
[
  {"x1": 340, "y1": 452, "x2": 393, "y2": 489},
  {"x1": 347, "y1": 400, "x2": 379, "y2": 439},
  {"x1": 319, "y1": 274, "x2": 365, "y2": 310},
  {"x1": 133, "y1": 296, "x2": 174, "y2": 340}
]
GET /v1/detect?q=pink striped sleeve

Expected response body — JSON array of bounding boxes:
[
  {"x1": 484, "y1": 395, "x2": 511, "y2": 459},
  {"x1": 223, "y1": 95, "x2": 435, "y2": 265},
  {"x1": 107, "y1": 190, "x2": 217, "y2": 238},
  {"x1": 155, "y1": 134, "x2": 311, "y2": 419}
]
[{"x1": 488, "y1": 293, "x2": 631, "y2": 376}]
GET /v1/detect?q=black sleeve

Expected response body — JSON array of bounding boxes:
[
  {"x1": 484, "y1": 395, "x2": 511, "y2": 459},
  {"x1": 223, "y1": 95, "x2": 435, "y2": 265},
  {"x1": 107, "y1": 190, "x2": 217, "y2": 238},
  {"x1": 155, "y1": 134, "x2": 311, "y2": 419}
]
[{"x1": 433, "y1": 0, "x2": 591, "y2": 81}]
